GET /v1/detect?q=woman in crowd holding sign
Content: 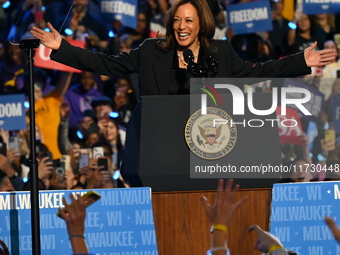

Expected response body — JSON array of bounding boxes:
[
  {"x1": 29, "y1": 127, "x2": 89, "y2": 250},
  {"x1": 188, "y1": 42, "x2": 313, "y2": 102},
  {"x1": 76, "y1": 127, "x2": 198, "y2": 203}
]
[{"x1": 30, "y1": 0, "x2": 336, "y2": 96}]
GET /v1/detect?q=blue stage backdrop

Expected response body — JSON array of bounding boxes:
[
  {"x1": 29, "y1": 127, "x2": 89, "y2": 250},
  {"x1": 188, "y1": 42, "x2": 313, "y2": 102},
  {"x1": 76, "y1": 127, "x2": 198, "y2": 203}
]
[
  {"x1": 0, "y1": 188, "x2": 158, "y2": 255},
  {"x1": 270, "y1": 181, "x2": 340, "y2": 255},
  {"x1": 0, "y1": 94, "x2": 26, "y2": 131}
]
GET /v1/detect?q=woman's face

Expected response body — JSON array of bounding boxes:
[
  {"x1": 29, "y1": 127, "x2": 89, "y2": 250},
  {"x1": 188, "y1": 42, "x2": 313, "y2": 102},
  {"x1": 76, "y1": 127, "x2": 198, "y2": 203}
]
[
  {"x1": 297, "y1": 15, "x2": 311, "y2": 32},
  {"x1": 8, "y1": 45, "x2": 23, "y2": 65},
  {"x1": 86, "y1": 133, "x2": 100, "y2": 147},
  {"x1": 324, "y1": 40, "x2": 339, "y2": 58},
  {"x1": 173, "y1": 3, "x2": 200, "y2": 50},
  {"x1": 103, "y1": 121, "x2": 118, "y2": 141},
  {"x1": 80, "y1": 72, "x2": 95, "y2": 91},
  {"x1": 136, "y1": 13, "x2": 148, "y2": 35}
]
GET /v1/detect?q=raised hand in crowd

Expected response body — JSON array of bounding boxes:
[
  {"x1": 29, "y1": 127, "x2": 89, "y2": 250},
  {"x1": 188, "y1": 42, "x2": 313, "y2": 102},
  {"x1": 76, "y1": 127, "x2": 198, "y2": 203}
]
[
  {"x1": 201, "y1": 179, "x2": 247, "y2": 255},
  {"x1": 0, "y1": 154, "x2": 16, "y2": 178},
  {"x1": 0, "y1": 129, "x2": 9, "y2": 145},
  {"x1": 248, "y1": 225, "x2": 287, "y2": 255},
  {"x1": 0, "y1": 154, "x2": 23, "y2": 191},
  {"x1": 38, "y1": 156, "x2": 53, "y2": 180},
  {"x1": 80, "y1": 165, "x2": 102, "y2": 189},
  {"x1": 6, "y1": 147, "x2": 21, "y2": 164},
  {"x1": 79, "y1": 166, "x2": 93, "y2": 179},
  {"x1": 58, "y1": 194, "x2": 89, "y2": 254}
]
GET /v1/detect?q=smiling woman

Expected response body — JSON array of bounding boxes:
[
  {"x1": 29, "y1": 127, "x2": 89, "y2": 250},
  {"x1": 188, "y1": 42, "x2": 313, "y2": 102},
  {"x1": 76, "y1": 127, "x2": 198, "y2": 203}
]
[
  {"x1": 160, "y1": 0, "x2": 215, "y2": 70},
  {"x1": 160, "y1": 0, "x2": 215, "y2": 51},
  {"x1": 30, "y1": 0, "x2": 336, "y2": 96}
]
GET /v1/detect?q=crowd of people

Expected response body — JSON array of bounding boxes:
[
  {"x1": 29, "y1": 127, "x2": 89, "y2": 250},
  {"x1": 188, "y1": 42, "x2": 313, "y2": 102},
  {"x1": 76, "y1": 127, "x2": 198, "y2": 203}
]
[{"x1": 0, "y1": 0, "x2": 339, "y2": 190}]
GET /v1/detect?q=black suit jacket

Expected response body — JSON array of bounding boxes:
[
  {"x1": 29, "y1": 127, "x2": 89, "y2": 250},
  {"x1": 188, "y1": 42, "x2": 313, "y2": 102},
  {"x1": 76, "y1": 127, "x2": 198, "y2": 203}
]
[{"x1": 51, "y1": 38, "x2": 311, "y2": 96}]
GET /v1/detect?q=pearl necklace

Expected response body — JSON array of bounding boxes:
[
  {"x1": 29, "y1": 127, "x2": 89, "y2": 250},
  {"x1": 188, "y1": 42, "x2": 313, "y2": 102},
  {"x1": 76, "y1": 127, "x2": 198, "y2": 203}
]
[{"x1": 177, "y1": 45, "x2": 200, "y2": 67}]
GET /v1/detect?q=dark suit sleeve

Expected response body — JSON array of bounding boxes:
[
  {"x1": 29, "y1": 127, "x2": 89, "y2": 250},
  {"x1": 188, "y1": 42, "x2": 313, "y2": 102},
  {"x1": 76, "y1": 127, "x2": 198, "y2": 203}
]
[
  {"x1": 220, "y1": 40, "x2": 311, "y2": 78},
  {"x1": 50, "y1": 39, "x2": 140, "y2": 76}
]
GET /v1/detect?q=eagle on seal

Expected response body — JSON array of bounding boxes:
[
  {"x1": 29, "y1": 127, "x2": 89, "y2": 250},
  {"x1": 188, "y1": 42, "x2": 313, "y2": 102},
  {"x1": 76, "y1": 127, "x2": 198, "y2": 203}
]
[{"x1": 198, "y1": 124, "x2": 223, "y2": 145}]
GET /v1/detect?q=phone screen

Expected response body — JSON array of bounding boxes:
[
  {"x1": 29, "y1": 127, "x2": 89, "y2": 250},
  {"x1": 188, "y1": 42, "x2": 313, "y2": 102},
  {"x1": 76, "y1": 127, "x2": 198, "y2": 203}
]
[
  {"x1": 9, "y1": 137, "x2": 19, "y2": 151},
  {"x1": 98, "y1": 158, "x2": 108, "y2": 171},
  {"x1": 325, "y1": 130, "x2": 335, "y2": 151},
  {"x1": 78, "y1": 153, "x2": 89, "y2": 168}
]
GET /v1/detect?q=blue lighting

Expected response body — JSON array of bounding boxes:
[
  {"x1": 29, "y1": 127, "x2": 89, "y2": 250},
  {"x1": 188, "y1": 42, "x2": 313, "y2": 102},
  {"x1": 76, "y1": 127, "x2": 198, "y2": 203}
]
[
  {"x1": 222, "y1": 37, "x2": 227, "y2": 40},
  {"x1": 24, "y1": 102, "x2": 30, "y2": 109},
  {"x1": 41, "y1": 6, "x2": 46, "y2": 11},
  {"x1": 113, "y1": 170, "x2": 120, "y2": 180},
  {"x1": 317, "y1": 154, "x2": 327, "y2": 161},
  {"x1": 108, "y1": 30, "x2": 115, "y2": 38},
  {"x1": 109, "y1": 111, "x2": 119, "y2": 118},
  {"x1": 44, "y1": 28, "x2": 51, "y2": 32},
  {"x1": 77, "y1": 131, "x2": 83, "y2": 139},
  {"x1": 288, "y1": 22, "x2": 297, "y2": 30},
  {"x1": 23, "y1": 177, "x2": 28, "y2": 183},
  {"x1": 2, "y1": 1, "x2": 10, "y2": 8},
  {"x1": 65, "y1": 28, "x2": 73, "y2": 35}
]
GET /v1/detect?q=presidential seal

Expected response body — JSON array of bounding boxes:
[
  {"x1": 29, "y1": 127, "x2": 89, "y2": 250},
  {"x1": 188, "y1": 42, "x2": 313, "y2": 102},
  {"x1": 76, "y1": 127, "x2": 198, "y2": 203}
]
[{"x1": 184, "y1": 107, "x2": 237, "y2": 160}]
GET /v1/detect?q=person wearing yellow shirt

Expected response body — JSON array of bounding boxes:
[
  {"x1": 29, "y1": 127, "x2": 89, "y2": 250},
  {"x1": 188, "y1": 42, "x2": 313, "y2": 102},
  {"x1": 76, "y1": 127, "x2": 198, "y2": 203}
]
[{"x1": 28, "y1": 69, "x2": 72, "y2": 160}]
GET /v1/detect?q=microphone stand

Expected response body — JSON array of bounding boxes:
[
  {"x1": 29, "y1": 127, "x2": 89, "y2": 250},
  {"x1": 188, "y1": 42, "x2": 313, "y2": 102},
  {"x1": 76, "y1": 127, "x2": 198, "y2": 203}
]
[{"x1": 19, "y1": 38, "x2": 41, "y2": 255}]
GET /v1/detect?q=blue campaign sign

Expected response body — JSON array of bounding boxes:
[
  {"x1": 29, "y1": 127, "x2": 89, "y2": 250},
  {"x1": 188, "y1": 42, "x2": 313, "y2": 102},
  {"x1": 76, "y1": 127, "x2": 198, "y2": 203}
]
[
  {"x1": 270, "y1": 181, "x2": 340, "y2": 255},
  {"x1": 99, "y1": 0, "x2": 138, "y2": 29},
  {"x1": 227, "y1": 1, "x2": 272, "y2": 35},
  {"x1": 303, "y1": 0, "x2": 340, "y2": 14},
  {"x1": 282, "y1": 78, "x2": 325, "y2": 123},
  {"x1": 331, "y1": 97, "x2": 340, "y2": 134},
  {"x1": 0, "y1": 94, "x2": 26, "y2": 131},
  {"x1": 0, "y1": 188, "x2": 158, "y2": 255}
]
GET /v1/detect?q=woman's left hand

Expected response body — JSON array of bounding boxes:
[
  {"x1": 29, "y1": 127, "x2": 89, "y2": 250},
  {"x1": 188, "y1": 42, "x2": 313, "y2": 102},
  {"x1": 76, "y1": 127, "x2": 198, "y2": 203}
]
[{"x1": 304, "y1": 42, "x2": 337, "y2": 67}]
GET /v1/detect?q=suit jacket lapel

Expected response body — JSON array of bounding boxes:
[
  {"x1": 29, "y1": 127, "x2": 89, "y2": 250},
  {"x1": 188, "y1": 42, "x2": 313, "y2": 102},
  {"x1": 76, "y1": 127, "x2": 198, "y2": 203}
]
[{"x1": 152, "y1": 48, "x2": 175, "y2": 95}]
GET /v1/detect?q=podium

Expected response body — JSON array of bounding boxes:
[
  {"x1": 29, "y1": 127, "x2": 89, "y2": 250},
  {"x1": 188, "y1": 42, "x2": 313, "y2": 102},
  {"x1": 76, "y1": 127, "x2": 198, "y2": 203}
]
[{"x1": 121, "y1": 94, "x2": 283, "y2": 191}]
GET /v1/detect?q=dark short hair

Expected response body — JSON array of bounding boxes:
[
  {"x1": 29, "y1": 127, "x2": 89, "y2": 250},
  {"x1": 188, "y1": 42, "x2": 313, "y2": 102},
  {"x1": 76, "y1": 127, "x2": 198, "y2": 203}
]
[
  {"x1": 91, "y1": 96, "x2": 113, "y2": 109},
  {"x1": 91, "y1": 140, "x2": 114, "y2": 156}
]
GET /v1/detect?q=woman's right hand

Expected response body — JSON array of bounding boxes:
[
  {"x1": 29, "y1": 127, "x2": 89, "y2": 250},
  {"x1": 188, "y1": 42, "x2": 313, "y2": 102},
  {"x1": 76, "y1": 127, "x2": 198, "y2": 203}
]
[{"x1": 30, "y1": 22, "x2": 62, "y2": 50}]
